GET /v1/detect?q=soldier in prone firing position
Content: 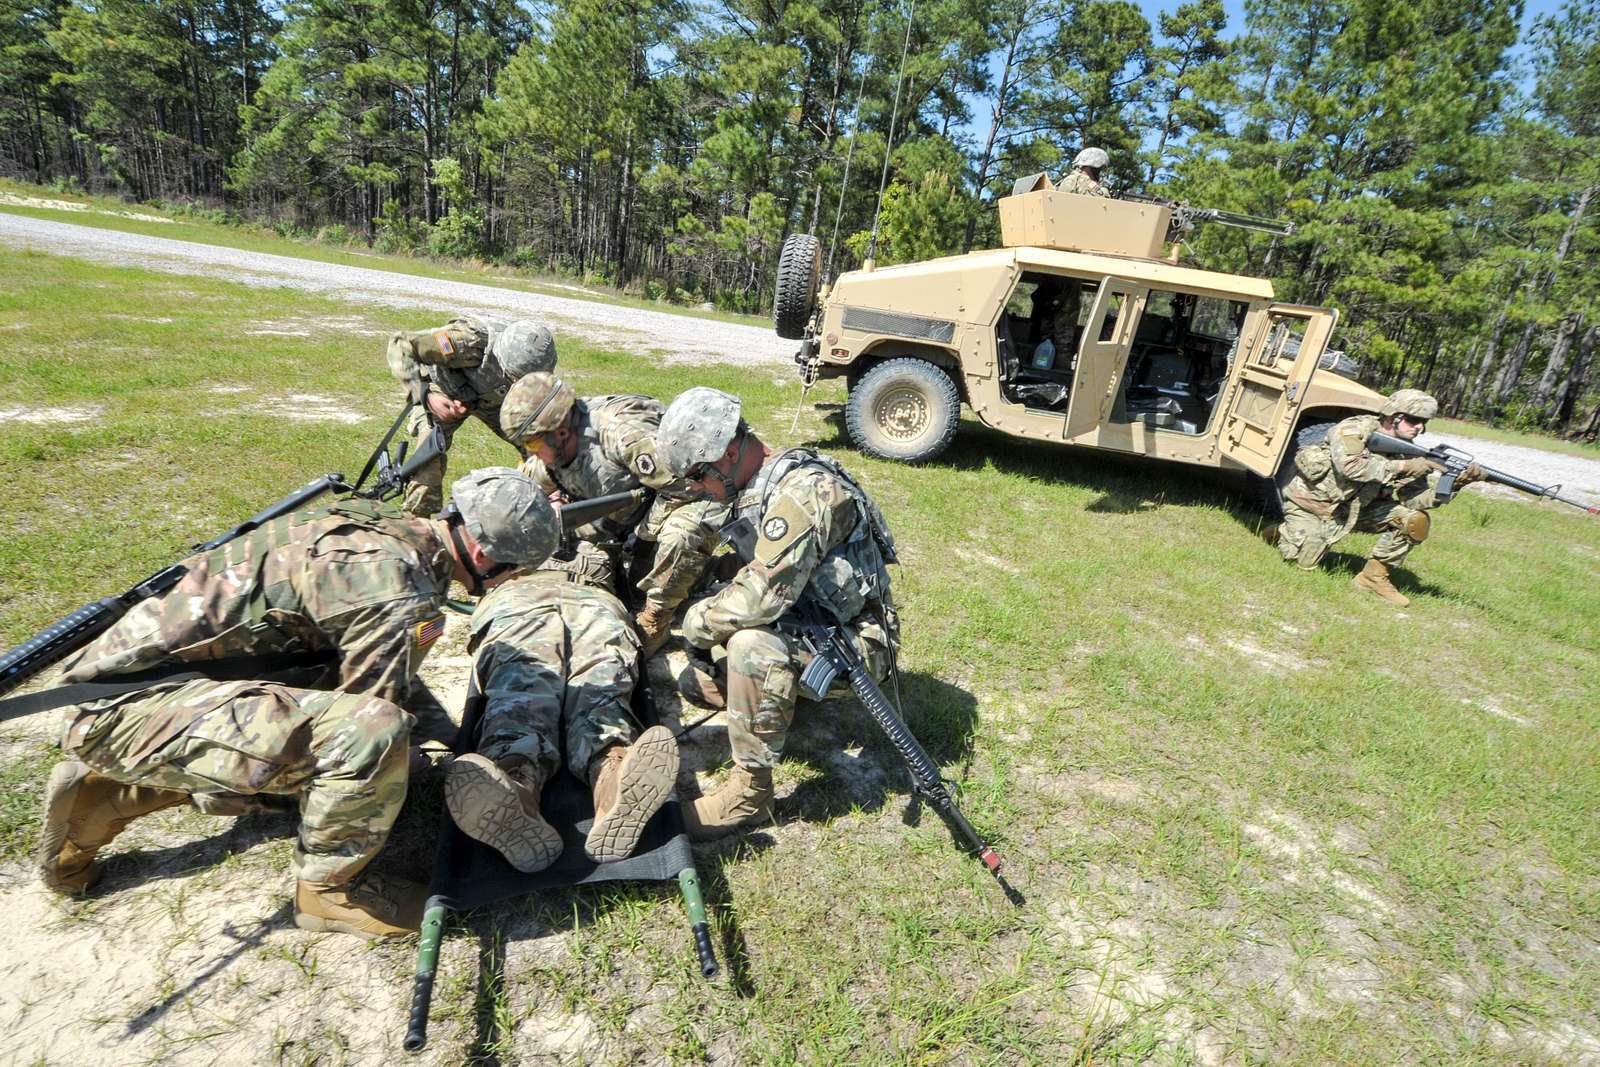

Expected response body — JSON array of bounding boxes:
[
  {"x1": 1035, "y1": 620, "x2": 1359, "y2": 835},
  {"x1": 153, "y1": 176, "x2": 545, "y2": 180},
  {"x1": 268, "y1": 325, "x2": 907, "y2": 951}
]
[
  {"x1": 37, "y1": 469, "x2": 557, "y2": 939},
  {"x1": 386, "y1": 315, "x2": 558, "y2": 515},
  {"x1": 655, "y1": 387, "x2": 900, "y2": 839},
  {"x1": 444, "y1": 541, "x2": 679, "y2": 873},
  {"x1": 1269, "y1": 388, "x2": 1485, "y2": 606},
  {"x1": 499, "y1": 373, "x2": 729, "y2": 657},
  {"x1": 1059, "y1": 147, "x2": 1111, "y2": 197}
]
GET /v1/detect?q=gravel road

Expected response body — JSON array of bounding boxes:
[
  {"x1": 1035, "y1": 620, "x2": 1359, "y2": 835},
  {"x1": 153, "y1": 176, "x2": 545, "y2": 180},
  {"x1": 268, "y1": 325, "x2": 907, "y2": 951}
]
[
  {"x1": 4, "y1": 210, "x2": 1598, "y2": 509},
  {"x1": 0, "y1": 211, "x2": 794, "y2": 368}
]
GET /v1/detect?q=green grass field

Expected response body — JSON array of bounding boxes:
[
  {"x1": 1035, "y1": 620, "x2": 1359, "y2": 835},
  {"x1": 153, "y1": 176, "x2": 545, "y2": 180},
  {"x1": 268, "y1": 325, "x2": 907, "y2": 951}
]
[{"x1": 2, "y1": 249, "x2": 1599, "y2": 1064}]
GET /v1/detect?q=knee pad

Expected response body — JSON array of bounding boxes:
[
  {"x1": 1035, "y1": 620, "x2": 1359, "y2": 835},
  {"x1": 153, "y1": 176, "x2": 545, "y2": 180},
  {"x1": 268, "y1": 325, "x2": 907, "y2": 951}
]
[{"x1": 1402, "y1": 510, "x2": 1430, "y2": 542}]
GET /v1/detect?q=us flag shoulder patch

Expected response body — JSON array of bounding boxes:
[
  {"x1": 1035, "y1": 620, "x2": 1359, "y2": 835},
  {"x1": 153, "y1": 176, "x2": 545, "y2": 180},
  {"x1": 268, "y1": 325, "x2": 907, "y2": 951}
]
[
  {"x1": 415, "y1": 615, "x2": 446, "y2": 650},
  {"x1": 435, "y1": 331, "x2": 455, "y2": 356}
]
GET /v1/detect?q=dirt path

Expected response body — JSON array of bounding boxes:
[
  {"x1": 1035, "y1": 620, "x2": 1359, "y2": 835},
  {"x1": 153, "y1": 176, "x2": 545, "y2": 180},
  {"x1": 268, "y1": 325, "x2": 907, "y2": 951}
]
[{"x1": 0, "y1": 211, "x2": 794, "y2": 368}]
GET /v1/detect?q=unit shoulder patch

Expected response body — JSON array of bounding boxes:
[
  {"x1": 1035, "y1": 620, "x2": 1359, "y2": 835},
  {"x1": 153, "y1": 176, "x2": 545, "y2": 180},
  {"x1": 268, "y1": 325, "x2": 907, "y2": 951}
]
[{"x1": 755, "y1": 493, "x2": 812, "y2": 567}]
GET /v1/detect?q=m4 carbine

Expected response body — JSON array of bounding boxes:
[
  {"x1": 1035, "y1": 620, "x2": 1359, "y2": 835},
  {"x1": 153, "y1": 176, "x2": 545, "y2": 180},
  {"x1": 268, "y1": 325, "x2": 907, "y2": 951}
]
[
  {"x1": 720, "y1": 517, "x2": 1022, "y2": 905},
  {"x1": 1367, "y1": 431, "x2": 1600, "y2": 515}
]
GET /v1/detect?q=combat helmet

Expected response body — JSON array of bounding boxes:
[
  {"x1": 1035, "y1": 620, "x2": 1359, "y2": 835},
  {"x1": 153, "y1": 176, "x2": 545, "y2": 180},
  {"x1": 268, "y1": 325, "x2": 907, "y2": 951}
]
[
  {"x1": 489, "y1": 321, "x2": 557, "y2": 380},
  {"x1": 500, "y1": 372, "x2": 577, "y2": 444},
  {"x1": 1381, "y1": 388, "x2": 1438, "y2": 421},
  {"x1": 1072, "y1": 147, "x2": 1109, "y2": 170},
  {"x1": 657, "y1": 387, "x2": 745, "y2": 478},
  {"x1": 448, "y1": 467, "x2": 558, "y2": 566}
]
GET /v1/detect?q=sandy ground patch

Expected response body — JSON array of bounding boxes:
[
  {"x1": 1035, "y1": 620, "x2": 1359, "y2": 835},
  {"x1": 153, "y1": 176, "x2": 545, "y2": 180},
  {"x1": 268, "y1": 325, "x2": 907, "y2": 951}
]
[
  {"x1": 0, "y1": 192, "x2": 172, "y2": 224},
  {"x1": 1, "y1": 404, "x2": 104, "y2": 425},
  {"x1": 217, "y1": 392, "x2": 374, "y2": 425}
]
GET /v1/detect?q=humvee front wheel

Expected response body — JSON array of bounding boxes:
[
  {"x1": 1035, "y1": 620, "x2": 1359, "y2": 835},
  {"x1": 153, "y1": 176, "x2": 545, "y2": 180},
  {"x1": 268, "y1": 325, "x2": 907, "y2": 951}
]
[
  {"x1": 846, "y1": 358, "x2": 960, "y2": 463},
  {"x1": 773, "y1": 233, "x2": 822, "y2": 340}
]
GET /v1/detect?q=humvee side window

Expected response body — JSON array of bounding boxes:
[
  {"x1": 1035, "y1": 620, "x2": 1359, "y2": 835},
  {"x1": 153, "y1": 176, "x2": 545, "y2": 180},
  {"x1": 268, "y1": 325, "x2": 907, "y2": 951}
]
[
  {"x1": 1110, "y1": 289, "x2": 1248, "y2": 435},
  {"x1": 1258, "y1": 314, "x2": 1307, "y2": 370},
  {"x1": 1096, "y1": 292, "x2": 1125, "y2": 342}
]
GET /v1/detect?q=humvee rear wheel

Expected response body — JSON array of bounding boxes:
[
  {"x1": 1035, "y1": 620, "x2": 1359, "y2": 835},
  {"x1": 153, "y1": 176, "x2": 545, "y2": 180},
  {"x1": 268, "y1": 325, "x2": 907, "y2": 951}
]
[
  {"x1": 846, "y1": 358, "x2": 960, "y2": 463},
  {"x1": 773, "y1": 233, "x2": 822, "y2": 340}
]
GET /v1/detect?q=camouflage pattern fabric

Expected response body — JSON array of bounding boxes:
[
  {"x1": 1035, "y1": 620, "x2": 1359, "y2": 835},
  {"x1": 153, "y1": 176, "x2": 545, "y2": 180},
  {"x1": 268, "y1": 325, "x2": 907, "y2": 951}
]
[
  {"x1": 56, "y1": 499, "x2": 455, "y2": 883},
  {"x1": 1277, "y1": 413, "x2": 1441, "y2": 569},
  {"x1": 523, "y1": 394, "x2": 723, "y2": 614},
  {"x1": 1058, "y1": 170, "x2": 1110, "y2": 198},
  {"x1": 386, "y1": 315, "x2": 554, "y2": 515},
  {"x1": 65, "y1": 681, "x2": 409, "y2": 883},
  {"x1": 467, "y1": 559, "x2": 641, "y2": 785},
  {"x1": 682, "y1": 454, "x2": 898, "y2": 768}
]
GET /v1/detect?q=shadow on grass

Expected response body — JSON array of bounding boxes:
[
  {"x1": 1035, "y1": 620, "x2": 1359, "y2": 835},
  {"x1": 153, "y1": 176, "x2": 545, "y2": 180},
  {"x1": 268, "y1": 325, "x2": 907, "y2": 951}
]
[
  {"x1": 96, "y1": 806, "x2": 297, "y2": 896},
  {"x1": 807, "y1": 406, "x2": 1259, "y2": 519}
]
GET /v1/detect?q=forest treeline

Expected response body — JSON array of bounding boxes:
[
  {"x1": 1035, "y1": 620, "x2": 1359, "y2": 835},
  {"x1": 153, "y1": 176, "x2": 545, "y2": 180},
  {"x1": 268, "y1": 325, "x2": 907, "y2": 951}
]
[{"x1": 1, "y1": 0, "x2": 1596, "y2": 435}]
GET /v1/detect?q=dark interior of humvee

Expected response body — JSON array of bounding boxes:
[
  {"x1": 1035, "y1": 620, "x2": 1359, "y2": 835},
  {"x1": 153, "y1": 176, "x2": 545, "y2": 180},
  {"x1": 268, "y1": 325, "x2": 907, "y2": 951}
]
[{"x1": 997, "y1": 272, "x2": 1247, "y2": 435}]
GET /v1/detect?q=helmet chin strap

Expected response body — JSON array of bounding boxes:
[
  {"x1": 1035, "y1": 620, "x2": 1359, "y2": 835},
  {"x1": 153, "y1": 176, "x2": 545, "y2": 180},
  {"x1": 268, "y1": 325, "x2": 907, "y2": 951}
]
[
  {"x1": 447, "y1": 519, "x2": 512, "y2": 596},
  {"x1": 714, "y1": 432, "x2": 750, "y2": 500}
]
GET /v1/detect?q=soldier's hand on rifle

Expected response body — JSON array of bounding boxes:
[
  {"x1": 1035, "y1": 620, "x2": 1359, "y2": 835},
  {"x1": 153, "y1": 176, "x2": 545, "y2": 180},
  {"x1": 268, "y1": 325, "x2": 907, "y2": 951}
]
[
  {"x1": 425, "y1": 392, "x2": 470, "y2": 423},
  {"x1": 1396, "y1": 457, "x2": 1443, "y2": 479},
  {"x1": 1457, "y1": 462, "x2": 1487, "y2": 486}
]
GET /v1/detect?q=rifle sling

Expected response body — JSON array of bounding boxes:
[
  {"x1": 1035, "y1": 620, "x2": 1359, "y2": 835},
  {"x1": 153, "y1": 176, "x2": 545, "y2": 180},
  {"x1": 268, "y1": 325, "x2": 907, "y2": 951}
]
[
  {"x1": 354, "y1": 400, "x2": 417, "y2": 493},
  {"x1": 0, "y1": 651, "x2": 337, "y2": 722}
]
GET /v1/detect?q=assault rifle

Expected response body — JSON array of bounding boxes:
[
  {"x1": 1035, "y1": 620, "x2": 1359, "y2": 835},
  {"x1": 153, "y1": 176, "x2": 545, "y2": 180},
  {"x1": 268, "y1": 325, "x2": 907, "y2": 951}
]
[
  {"x1": 720, "y1": 518, "x2": 1022, "y2": 905},
  {"x1": 1367, "y1": 431, "x2": 1600, "y2": 515}
]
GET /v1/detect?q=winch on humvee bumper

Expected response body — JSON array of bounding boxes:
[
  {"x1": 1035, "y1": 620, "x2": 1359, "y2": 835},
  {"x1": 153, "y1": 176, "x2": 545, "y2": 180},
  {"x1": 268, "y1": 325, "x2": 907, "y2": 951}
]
[{"x1": 775, "y1": 172, "x2": 1387, "y2": 513}]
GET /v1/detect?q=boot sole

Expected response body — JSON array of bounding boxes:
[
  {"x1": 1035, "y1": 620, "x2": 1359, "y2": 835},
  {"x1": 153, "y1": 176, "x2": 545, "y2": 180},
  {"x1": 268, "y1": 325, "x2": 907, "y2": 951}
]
[
  {"x1": 444, "y1": 756, "x2": 563, "y2": 873},
  {"x1": 37, "y1": 760, "x2": 94, "y2": 893},
  {"x1": 293, "y1": 911, "x2": 400, "y2": 941},
  {"x1": 585, "y1": 726, "x2": 680, "y2": 863}
]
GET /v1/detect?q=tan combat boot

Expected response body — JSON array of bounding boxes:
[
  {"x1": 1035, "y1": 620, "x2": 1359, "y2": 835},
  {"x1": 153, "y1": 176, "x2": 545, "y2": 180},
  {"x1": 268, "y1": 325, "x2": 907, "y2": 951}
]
[
  {"x1": 37, "y1": 759, "x2": 188, "y2": 894},
  {"x1": 585, "y1": 726, "x2": 680, "y2": 863},
  {"x1": 444, "y1": 754, "x2": 563, "y2": 872},
  {"x1": 634, "y1": 603, "x2": 674, "y2": 658},
  {"x1": 675, "y1": 659, "x2": 725, "y2": 710},
  {"x1": 294, "y1": 870, "x2": 426, "y2": 939},
  {"x1": 1353, "y1": 558, "x2": 1409, "y2": 606},
  {"x1": 681, "y1": 765, "x2": 774, "y2": 841}
]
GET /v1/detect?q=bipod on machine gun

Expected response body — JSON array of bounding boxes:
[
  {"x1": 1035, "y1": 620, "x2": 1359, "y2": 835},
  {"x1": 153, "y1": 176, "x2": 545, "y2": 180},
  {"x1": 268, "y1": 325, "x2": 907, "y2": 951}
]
[
  {"x1": 1367, "y1": 431, "x2": 1600, "y2": 516},
  {"x1": 720, "y1": 518, "x2": 1023, "y2": 906}
]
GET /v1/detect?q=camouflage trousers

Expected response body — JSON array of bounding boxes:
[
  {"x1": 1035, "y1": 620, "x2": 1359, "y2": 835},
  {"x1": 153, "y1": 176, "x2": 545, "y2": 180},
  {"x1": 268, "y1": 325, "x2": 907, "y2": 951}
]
[
  {"x1": 1277, "y1": 494, "x2": 1429, "y2": 570},
  {"x1": 722, "y1": 614, "x2": 895, "y2": 769},
  {"x1": 401, "y1": 400, "x2": 516, "y2": 516},
  {"x1": 472, "y1": 583, "x2": 641, "y2": 785},
  {"x1": 62, "y1": 679, "x2": 412, "y2": 884},
  {"x1": 633, "y1": 498, "x2": 729, "y2": 616}
]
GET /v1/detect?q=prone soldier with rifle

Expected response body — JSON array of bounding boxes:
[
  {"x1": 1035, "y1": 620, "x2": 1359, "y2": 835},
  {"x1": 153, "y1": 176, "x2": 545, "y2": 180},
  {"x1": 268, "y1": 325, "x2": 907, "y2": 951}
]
[
  {"x1": 654, "y1": 388, "x2": 1015, "y2": 898},
  {"x1": 1267, "y1": 388, "x2": 1489, "y2": 607}
]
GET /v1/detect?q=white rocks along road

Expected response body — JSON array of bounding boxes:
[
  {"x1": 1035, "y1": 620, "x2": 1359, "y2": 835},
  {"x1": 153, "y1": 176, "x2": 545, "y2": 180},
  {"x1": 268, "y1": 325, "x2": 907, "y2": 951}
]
[{"x1": 3, "y1": 210, "x2": 1598, "y2": 508}]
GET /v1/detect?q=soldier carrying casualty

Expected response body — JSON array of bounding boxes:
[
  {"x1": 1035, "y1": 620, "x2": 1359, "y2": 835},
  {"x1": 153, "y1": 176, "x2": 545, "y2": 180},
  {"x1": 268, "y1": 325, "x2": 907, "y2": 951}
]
[
  {"x1": 1267, "y1": 389, "x2": 1485, "y2": 606},
  {"x1": 36, "y1": 469, "x2": 558, "y2": 939},
  {"x1": 445, "y1": 541, "x2": 680, "y2": 873},
  {"x1": 656, "y1": 387, "x2": 900, "y2": 839},
  {"x1": 1059, "y1": 147, "x2": 1111, "y2": 198},
  {"x1": 499, "y1": 373, "x2": 729, "y2": 657},
  {"x1": 386, "y1": 315, "x2": 558, "y2": 515}
]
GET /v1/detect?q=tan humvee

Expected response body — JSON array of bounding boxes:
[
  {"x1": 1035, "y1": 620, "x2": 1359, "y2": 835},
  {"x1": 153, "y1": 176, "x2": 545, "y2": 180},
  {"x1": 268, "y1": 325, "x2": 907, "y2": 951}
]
[{"x1": 773, "y1": 173, "x2": 1386, "y2": 507}]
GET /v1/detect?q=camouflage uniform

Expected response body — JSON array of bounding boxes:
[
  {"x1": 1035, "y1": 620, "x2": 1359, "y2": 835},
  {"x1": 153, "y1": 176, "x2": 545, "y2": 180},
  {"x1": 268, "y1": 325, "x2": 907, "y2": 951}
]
[
  {"x1": 467, "y1": 544, "x2": 641, "y2": 786},
  {"x1": 1277, "y1": 414, "x2": 1441, "y2": 569},
  {"x1": 1058, "y1": 170, "x2": 1110, "y2": 198},
  {"x1": 387, "y1": 317, "x2": 556, "y2": 514},
  {"x1": 56, "y1": 498, "x2": 453, "y2": 884},
  {"x1": 682, "y1": 449, "x2": 899, "y2": 768},
  {"x1": 518, "y1": 394, "x2": 728, "y2": 617}
]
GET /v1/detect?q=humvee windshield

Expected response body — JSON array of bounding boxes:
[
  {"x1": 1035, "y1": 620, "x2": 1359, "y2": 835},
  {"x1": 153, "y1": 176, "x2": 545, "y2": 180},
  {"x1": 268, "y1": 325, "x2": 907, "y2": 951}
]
[{"x1": 998, "y1": 270, "x2": 1249, "y2": 436}]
